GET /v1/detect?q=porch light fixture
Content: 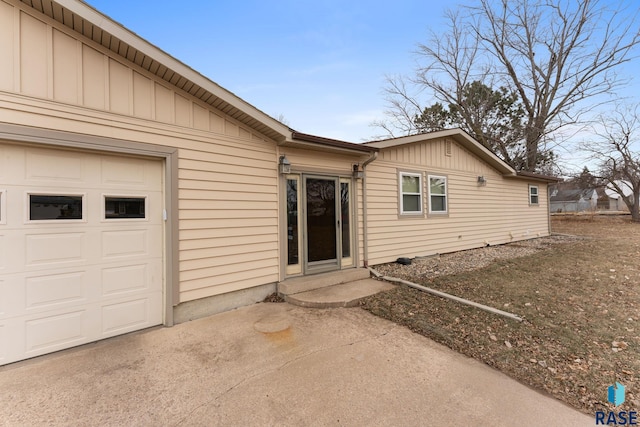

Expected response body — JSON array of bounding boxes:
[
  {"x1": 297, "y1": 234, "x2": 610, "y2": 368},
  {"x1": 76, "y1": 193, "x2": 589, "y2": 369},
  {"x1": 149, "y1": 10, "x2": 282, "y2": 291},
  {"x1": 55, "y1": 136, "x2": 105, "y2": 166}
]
[
  {"x1": 279, "y1": 155, "x2": 291, "y2": 174},
  {"x1": 352, "y1": 164, "x2": 364, "y2": 179},
  {"x1": 477, "y1": 176, "x2": 487, "y2": 186}
]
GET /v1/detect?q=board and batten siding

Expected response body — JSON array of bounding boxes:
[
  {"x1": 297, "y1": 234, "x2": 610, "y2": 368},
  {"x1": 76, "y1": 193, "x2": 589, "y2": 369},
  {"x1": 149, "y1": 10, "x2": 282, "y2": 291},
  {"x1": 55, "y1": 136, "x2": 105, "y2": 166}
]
[
  {"x1": 366, "y1": 137, "x2": 549, "y2": 265},
  {"x1": 0, "y1": 0, "x2": 280, "y2": 303}
]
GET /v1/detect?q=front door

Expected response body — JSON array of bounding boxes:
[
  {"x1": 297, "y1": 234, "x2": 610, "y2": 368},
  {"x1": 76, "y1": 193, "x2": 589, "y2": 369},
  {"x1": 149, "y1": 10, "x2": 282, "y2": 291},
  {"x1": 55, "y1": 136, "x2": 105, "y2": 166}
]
[
  {"x1": 304, "y1": 176, "x2": 339, "y2": 273},
  {"x1": 284, "y1": 174, "x2": 353, "y2": 277}
]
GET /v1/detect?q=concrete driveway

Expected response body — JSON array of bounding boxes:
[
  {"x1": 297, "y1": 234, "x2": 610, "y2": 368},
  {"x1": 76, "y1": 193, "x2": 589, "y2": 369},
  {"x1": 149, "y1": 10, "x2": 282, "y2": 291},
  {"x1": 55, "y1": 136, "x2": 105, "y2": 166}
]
[{"x1": 1, "y1": 303, "x2": 591, "y2": 426}]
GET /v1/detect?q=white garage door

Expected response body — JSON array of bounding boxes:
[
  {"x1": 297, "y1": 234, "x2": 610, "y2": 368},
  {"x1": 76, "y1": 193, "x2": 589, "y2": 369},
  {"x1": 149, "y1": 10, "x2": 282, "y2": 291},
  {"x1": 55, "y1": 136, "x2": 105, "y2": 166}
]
[{"x1": 0, "y1": 144, "x2": 164, "y2": 365}]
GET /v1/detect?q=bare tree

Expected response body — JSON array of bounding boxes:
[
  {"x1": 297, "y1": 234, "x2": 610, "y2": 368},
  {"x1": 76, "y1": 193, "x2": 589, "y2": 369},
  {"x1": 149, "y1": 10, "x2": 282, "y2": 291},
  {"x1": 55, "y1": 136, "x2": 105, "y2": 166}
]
[
  {"x1": 585, "y1": 105, "x2": 640, "y2": 222},
  {"x1": 376, "y1": 0, "x2": 640, "y2": 172},
  {"x1": 413, "y1": 81, "x2": 530, "y2": 168}
]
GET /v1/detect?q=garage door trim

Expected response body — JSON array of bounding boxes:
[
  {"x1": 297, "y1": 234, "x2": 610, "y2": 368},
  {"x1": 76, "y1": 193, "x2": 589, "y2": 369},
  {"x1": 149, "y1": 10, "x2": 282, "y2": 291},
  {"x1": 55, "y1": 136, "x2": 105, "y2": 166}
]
[{"x1": 0, "y1": 122, "x2": 178, "y2": 327}]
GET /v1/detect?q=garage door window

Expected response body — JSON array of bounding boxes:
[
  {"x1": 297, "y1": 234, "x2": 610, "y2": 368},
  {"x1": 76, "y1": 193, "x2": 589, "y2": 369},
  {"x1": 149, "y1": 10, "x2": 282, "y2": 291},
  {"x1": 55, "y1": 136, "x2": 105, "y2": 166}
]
[
  {"x1": 29, "y1": 194, "x2": 84, "y2": 220},
  {"x1": 104, "y1": 196, "x2": 146, "y2": 219}
]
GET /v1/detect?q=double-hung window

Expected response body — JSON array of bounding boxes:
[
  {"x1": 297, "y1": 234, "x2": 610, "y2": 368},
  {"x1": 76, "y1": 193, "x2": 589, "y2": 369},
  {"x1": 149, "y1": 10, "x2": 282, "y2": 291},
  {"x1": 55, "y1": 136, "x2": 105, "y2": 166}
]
[
  {"x1": 399, "y1": 172, "x2": 422, "y2": 214},
  {"x1": 428, "y1": 175, "x2": 448, "y2": 214},
  {"x1": 529, "y1": 185, "x2": 539, "y2": 205}
]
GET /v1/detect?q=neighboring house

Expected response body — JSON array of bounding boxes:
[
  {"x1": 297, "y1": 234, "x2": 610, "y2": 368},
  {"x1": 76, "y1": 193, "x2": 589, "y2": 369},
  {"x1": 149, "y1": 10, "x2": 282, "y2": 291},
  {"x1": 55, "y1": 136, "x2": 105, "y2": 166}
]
[
  {"x1": 604, "y1": 180, "x2": 634, "y2": 212},
  {"x1": 549, "y1": 188, "x2": 598, "y2": 213},
  {"x1": 0, "y1": 0, "x2": 556, "y2": 365}
]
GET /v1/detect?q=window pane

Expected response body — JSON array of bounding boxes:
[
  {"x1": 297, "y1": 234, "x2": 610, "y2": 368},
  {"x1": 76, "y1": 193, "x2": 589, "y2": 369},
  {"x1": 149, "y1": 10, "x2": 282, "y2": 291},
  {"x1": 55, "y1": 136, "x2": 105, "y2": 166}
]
[
  {"x1": 306, "y1": 178, "x2": 337, "y2": 262},
  {"x1": 403, "y1": 194, "x2": 420, "y2": 212},
  {"x1": 431, "y1": 195, "x2": 446, "y2": 212},
  {"x1": 402, "y1": 175, "x2": 420, "y2": 193},
  {"x1": 105, "y1": 197, "x2": 146, "y2": 219},
  {"x1": 430, "y1": 177, "x2": 446, "y2": 195},
  {"x1": 530, "y1": 186, "x2": 539, "y2": 204},
  {"x1": 30, "y1": 195, "x2": 83, "y2": 220},
  {"x1": 341, "y1": 182, "x2": 350, "y2": 258},
  {"x1": 287, "y1": 179, "x2": 299, "y2": 265}
]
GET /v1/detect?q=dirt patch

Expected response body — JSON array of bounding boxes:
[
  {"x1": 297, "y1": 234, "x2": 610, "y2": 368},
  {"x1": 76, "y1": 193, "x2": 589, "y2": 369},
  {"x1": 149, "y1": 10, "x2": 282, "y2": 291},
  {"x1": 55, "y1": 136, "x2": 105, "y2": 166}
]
[
  {"x1": 361, "y1": 215, "x2": 640, "y2": 414},
  {"x1": 263, "y1": 292, "x2": 285, "y2": 303}
]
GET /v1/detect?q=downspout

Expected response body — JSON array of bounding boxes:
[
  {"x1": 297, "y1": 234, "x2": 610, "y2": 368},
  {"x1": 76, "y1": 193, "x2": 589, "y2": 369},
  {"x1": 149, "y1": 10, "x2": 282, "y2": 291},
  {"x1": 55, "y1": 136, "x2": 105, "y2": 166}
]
[
  {"x1": 361, "y1": 152, "x2": 378, "y2": 267},
  {"x1": 547, "y1": 183, "x2": 552, "y2": 236}
]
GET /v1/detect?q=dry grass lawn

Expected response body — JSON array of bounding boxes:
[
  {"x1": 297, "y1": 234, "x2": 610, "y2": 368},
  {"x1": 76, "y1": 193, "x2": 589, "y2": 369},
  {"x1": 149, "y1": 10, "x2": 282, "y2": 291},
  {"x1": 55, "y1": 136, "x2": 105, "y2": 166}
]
[{"x1": 361, "y1": 215, "x2": 640, "y2": 414}]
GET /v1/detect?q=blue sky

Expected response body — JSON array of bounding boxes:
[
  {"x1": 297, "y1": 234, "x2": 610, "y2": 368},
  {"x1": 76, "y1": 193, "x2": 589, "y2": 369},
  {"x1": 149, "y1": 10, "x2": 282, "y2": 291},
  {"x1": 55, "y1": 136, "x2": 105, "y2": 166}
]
[
  {"x1": 85, "y1": 0, "x2": 451, "y2": 142},
  {"x1": 85, "y1": 1, "x2": 639, "y2": 173}
]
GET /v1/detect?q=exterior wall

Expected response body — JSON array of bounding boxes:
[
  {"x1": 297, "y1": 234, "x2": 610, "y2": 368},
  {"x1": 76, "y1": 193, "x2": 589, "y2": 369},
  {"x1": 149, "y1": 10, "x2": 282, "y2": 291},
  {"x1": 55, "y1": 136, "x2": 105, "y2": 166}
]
[
  {"x1": 609, "y1": 197, "x2": 630, "y2": 212},
  {"x1": 365, "y1": 137, "x2": 550, "y2": 265},
  {"x1": 0, "y1": 0, "x2": 279, "y2": 305}
]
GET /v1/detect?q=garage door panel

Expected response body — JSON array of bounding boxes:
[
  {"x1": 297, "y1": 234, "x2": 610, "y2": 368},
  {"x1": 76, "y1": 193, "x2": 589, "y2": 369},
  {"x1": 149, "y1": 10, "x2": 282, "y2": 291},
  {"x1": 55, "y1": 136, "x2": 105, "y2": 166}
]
[
  {"x1": 25, "y1": 232, "x2": 86, "y2": 266},
  {"x1": 0, "y1": 146, "x2": 23, "y2": 184},
  {"x1": 101, "y1": 157, "x2": 162, "y2": 191},
  {"x1": 0, "y1": 234, "x2": 5, "y2": 270},
  {"x1": 101, "y1": 259, "x2": 162, "y2": 297},
  {"x1": 25, "y1": 309, "x2": 89, "y2": 355},
  {"x1": 25, "y1": 271, "x2": 86, "y2": 309},
  {"x1": 0, "y1": 231, "x2": 23, "y2": 274},
  {"x1": 102, "y1": 295, "x2": 160, "y2": 335},
  {"x1": 0, "y1": 145, "x2": 6, "y2": 179},
  {"x1": 102, "y1": 229, "x2": 149, "y2": 258},
  {"x1": 102, "y1": 264, "x2": 148, "y2": 295},
  {"x1": 0, "y1": 322, "x2": 6, "y2": 363},
  {"x1": 0, "y1": 319, "x2": 20, "y2": 365},
  {"x1": 0, "y1": 279, "x2": 5, "y2": 316},
  {"x1": 25, "y1": 149, "x2": 85, "y2": 184},
  {"x1": 1, "y1": 269, "x2": 95, "y2": 319}
]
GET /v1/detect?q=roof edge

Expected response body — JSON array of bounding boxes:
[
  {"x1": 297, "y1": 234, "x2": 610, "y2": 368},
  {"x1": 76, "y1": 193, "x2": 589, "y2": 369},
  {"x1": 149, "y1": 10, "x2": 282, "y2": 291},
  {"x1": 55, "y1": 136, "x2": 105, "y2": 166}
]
[
  {"x1": 290, "y1": 131, "x2": 378, "y2": 153},
  {"x1": 366, "y1": 128, "x2": 515, "y2": 175},
  {"x1": 56, "y1": 0, "x2": 292, "y2": 141},
  {"x1": 509, "y1": 171, "x2": 562, "y2": 183}
]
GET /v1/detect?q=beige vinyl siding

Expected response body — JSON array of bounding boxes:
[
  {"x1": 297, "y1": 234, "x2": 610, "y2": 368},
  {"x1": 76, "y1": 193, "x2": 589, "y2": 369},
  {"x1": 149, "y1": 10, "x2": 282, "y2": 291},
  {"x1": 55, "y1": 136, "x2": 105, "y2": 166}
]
[
  {"x1": 0, "y1": 0, "x2": 280, "y2": 303},
  {"x1": 366, "y1": 138, "x2": 549, "y2": 265},
  {"x1": 280, "y1": 146, "x2": 363, "y2": 173}
]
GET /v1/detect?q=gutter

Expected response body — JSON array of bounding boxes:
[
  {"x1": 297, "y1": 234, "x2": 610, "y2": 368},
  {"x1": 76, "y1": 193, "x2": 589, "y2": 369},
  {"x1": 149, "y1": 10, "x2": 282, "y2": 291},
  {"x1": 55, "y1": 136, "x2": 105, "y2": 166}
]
[{"x1": 361, "y1": 152, "x2": 379, "y2": 267}]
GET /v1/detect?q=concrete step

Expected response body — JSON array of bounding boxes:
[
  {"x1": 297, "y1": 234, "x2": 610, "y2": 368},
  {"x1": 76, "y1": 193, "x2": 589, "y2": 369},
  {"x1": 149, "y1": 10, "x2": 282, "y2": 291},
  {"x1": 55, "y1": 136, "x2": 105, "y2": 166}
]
[
  {"x1": 283, "y1": 278, "x2": 396, "y2": 308},
  {"x1": 278, "y1": 268, "x2": 371, "y2": 295}
]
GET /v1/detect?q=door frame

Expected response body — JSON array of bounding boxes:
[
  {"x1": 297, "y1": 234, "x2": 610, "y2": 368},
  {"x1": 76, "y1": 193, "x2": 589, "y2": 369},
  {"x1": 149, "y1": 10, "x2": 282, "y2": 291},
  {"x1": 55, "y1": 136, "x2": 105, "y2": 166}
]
[
  {"x1": 303, "y1": 174, "x2": 341, "y2": 275},
  {"x1": 281, "y1": 170, "x2": 356, "y2": 278}
]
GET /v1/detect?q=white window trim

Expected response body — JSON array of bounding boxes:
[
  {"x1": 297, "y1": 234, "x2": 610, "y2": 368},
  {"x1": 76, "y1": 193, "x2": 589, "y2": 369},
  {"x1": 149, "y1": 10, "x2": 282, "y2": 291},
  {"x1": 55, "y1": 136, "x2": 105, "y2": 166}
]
[
  {"x1": 529, "y1": 185, "x2": 539, "y2": 205},
  {"x1": 428, "y1": 174, "x2": 448, "y2": 214},
  {"x1": 25, "y1": 191, "x2": 87, "y2": 223},
  {"x1": 399, "y1": 171, "x2": 423, "y2": 215}
]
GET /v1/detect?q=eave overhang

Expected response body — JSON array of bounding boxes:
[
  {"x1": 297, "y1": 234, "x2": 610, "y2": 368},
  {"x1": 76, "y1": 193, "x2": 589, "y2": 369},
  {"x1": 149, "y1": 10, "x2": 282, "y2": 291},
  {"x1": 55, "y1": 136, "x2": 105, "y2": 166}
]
[
  {"x1": 25, "y1": 0, "x2": 291, "y2": 142},
  {"x1": 282, "y1": 131, "x2": 378, "y2": 156},
  {"x1": 508, "y1": 171, "x2": 562, "y2": 183}
]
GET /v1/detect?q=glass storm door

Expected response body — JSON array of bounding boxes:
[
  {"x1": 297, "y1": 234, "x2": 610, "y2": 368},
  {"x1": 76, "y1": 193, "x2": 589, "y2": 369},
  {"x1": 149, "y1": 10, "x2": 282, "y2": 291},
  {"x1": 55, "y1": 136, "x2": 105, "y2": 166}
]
[{"x1": 304, "y1": 176, "x2": 340, "y2": 272}]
